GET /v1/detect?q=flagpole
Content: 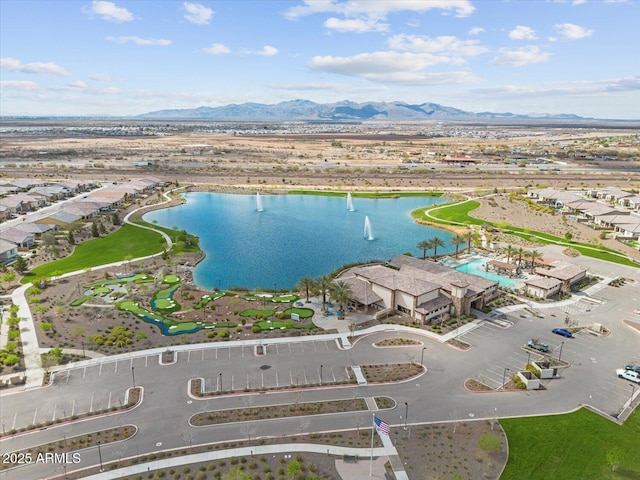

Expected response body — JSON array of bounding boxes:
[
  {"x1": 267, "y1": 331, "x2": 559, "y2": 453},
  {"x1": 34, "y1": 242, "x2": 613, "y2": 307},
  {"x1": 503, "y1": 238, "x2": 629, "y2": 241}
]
[{"x1": 370, "y1": 413, "x2": 374, "y2": 476}]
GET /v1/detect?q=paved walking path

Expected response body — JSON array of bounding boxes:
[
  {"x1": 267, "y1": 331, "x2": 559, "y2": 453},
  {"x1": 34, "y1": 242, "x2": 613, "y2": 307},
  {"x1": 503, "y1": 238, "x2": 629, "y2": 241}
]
[{"x1": 76, "y1": 443, "x2": 397, "y2": 480}]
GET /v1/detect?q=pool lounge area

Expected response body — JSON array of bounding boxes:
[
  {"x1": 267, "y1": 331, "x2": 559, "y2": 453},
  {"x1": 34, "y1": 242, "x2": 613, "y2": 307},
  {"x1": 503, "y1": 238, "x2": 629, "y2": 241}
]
[{"x1": 453, "y1": 258, "x2": 521, "y2": 288}]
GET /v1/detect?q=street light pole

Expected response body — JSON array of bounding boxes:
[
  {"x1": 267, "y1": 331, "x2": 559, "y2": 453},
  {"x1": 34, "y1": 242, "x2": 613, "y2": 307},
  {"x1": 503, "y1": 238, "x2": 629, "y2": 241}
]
[
  {"x1": 421, "y1": 347, "x2": 426, "y2": 368},
  {"x1": 97, "y1": 441, "x2": 103, "y2": 472},
  {"x1": 404, "y1": 402, "x2": 409, "y2": 430},
  {"x1": 219, "y1": 373, "x2": 222, "y2": 392},
  {"x1": 81, "y1": 341, "x2": 86, "y2": 360},
  {"x1": 320, "y1": 365, "x2": 323, "y2": 386},
  {"x1": 131, "y1": 366, "x2": 135, "y2": 388},
  {"x1": 502, "y1": 368, "x2": 510, "y2": 389},
  {"x1": 559, "y1": 341, "x2": 565, "y2": 362}
]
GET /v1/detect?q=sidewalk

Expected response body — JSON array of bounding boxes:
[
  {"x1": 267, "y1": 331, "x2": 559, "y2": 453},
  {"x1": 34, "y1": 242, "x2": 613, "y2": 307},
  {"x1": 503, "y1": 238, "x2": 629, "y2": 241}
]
[{"x1": 76, "y1": 443, "x2": 396, "y2": 480}]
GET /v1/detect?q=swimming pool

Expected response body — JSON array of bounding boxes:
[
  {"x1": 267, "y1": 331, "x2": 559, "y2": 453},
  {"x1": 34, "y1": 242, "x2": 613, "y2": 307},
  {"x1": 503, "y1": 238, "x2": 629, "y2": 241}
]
[{"x1": 453, "y1": 258, "x2": 519, "y2": 287}]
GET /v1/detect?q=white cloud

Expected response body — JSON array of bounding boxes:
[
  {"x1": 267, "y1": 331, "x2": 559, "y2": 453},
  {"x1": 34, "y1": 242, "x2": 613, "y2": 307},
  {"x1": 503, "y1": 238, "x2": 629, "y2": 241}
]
[
  {"x1": 555, "y1": 23, "x2": 594, "y2": 39},
  {"x1": 387, "y1": 34, "x2": 488, "y2": 57},
  {"x1": 203, "y1": 43, "x2": 231, "y2": 55},
  {"x1": 183, "y1": 2, "x2": 214, "y2": 25},
  {"x1": 67, "y1": 81, "x2": 88, "y2": 90},
  {"x1": 324, "y1": 17, "x2": 388, "y2": 32},
  {"x1": 468, "y1": 27, "x2": 485, "y2": 35},
  {"x1": 107, "y1": 36, "x2": 172, "y2": 46},
  {"x1": 244, "y1": 45, "x2": 279, "y2": 56},
  {"x1": 0, "y1": 57, "x2": 71, "y2": 76},
  {"x1": 0, "y1": 80, "x2": 38, "y2": 91},
  {"x1": 90, "y1": 73, "x2": 115, "y2": 81},
  {"x1": 572, "y1": 0, "x2": 587, "y2": 5},
  {"x1": 308, "y1": 51, "x2": 480, "y2": 85},
  {"x1": 283, "y1": 0, "x2": 475, "y2": 21},
  {"x1": 268, "y1": 82, "x2": 385, "y2": 93},
  {"x1": 509, "y1": 25, "x2": 537, "y2": 40},
  {"x1": 88, "y1": 1, "x2": 133, "y2": 22},
  {"x1": 489, "y1": 46, "x2": 550, "y2": 67},
  {"x1": 471, "y1": 76, "x2": 640, "y2": 97}
]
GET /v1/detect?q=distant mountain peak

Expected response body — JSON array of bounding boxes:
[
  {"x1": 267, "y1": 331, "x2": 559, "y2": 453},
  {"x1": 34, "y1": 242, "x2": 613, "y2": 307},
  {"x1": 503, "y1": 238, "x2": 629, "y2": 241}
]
[{"x1": 135, "y1": 100, "x2": 588, "y2": 121}]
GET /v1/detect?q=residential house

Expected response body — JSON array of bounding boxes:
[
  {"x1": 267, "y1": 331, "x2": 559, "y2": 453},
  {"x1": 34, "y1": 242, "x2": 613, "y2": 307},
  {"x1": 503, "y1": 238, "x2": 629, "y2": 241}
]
[
  {"x1": 0, "y1": 228, "x2": 35, "y2": 249},
  {"x1": 0, "y1": 239, "x2": 18, "y2": 263}
]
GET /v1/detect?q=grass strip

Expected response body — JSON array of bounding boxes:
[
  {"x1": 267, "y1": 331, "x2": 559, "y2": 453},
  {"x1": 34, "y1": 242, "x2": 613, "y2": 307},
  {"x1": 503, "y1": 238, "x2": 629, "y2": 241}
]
[
  {"x1": 288, "y1": 190, "x2": 443, "y2": 198},
  {"x1": 414, "y1": 200, "x2": 639, "y2": 268}
]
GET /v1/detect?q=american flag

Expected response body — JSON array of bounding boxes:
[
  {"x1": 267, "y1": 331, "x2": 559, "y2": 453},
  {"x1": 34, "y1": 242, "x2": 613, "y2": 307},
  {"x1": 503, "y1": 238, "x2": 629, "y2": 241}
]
[{"x1": 373, "y1": 415, "x2": 390, "y2": 435}]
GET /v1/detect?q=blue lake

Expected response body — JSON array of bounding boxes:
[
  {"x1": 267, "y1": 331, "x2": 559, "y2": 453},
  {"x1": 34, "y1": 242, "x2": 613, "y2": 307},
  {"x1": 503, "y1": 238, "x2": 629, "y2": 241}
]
[{"x1": 144, "y1": 193, "x2": 454, "y2": 290}]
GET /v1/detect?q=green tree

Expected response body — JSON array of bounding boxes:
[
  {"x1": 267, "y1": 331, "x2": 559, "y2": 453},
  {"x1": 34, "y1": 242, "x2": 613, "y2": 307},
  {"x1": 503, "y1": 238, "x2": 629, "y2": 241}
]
[
  {"x1": 286, "y1": 459, "x2": 303, "y2": 479},
  {"x1": 67, "y1": 231, "x2": 75, "y2": 245},
  {"x1": 296, "y1": 276, "x2": 315, "y2": 302},
  {"x1": 99, "y1": 222, "x2": 106, "y2": 234},
  {"x1": 564, "y1": 231, "x2": 573, "y2": 242},
  {"x1": 527, "y1": 249, "x2": 542, "y2": 274},
  {"x1": 464, "y1": 230, "x2": 474, "y2": 253},
  {"x1": 41, "y1": 231, "x2": 57, "y2": 247},
  {"x1": 91, "y1": 221, "x2": 99, "y2": 237},
  {"x1": 504, "y1": 243, "x2": 513, "y2": 263},
  {"x1": 315, "y1": 275, "x2": 332, "y2": 311},
  {"x1": 451, "y1": 235, "x2": 466, "y2": 258},
  {"x1": 515, "y1": 246, "x2": 525, "y2": 272},
  {"x1": 417, "y1": 240, "x2": 431, "y2": 260},
  {"x1": 431, "y1": 236, "x2": 445, "y2": 259},
  {"x1": 329, "y1": 280, "x2": 353, "y2": 316},
  {"x1": 112, "y1": 212, "x2": 121, "y2": 225},
  {"x1": 13, "y1": 255, "x2": 28, "y2": 274},
  {"x1": 606, "y1": 446, "x2": 625, "y2": 471}
]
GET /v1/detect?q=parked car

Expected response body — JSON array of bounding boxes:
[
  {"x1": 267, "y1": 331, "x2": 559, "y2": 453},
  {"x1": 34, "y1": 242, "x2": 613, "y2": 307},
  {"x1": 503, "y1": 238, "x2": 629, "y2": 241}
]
[
  {"x1": 552, "y1": 328, "x2": 573, "y2": 338},
  {"x1": 625, "y1": 365, "x2": 640, "y2": 374},
  {"x1": 616, "y1": 369, "x2": 640, "y2": 384},
  {"x1": 527, "y1": 340, "x2": 549, "y2": 352}
]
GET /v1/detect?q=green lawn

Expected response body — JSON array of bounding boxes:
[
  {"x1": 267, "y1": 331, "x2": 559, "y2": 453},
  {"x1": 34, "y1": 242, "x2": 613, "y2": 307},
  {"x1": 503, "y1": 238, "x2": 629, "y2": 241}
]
[
  {"x1": 23, "y1": 224, "x2": 166, "y2": 283},
  {"x1": 500, "y1": 408, "x2": 640, "y2": 479},
  {"x1": 414, "y1": 200, "x2": 639, "y2": 268}
]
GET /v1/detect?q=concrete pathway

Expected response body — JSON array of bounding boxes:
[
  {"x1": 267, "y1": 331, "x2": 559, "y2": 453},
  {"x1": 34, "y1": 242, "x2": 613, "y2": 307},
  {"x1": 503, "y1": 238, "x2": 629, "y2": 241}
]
[{"x1": 75, "y1": 443, "x2": 396, "y2": 480}]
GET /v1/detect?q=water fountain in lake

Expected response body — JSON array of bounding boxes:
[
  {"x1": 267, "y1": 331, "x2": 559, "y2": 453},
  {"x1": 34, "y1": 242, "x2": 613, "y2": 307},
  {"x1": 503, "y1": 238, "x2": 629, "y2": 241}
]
[
  {"x1": 347, "y1": 192, "x2": 354, "y2": 211},
  {"x1": 256, "y1": 192, "x2": 264, "y2": 212},
  {"x1": 363, "y1": 216, "x2": 373, "y2": 240}
]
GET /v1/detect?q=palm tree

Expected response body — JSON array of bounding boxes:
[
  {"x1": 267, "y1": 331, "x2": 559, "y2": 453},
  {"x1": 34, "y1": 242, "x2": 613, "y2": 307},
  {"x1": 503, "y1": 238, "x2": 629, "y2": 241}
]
[
  {"x1": 451, "y1": 235, "x2": 466, "y2": 258},
  {"x1": 417, "y1": 240, "x2": 431, "y2": 260},
  {"x1": 329, "y1": 281, "x2": 353, "y2": 317},
  {"x1": 515, "y1": 247, "x2": 525, "y2": 273},
  {"x1": 431, "y1": 236, "x2": 445, "y2": 259},
  {"x1": 505, "y1": 244, "x2": 514, "y2": 264},
  {"x1": 315, "y1": 275, "x2": 332, "y2": 311},
  {"x1": 464, "y1": 230, "x2": 474, "y2": 253},
  {"x1": 528, "y1": 249, "x2": 542, "y2": 274},
  {"x1": 296, "y1": 276, "x2": 315, "y2": 302}
]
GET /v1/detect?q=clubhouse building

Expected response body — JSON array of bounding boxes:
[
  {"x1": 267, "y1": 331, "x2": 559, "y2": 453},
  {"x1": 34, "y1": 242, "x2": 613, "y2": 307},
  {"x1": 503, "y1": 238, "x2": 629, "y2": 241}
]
[{"x1": 336, "y1": 254, "x2": 499, "y2": 325}]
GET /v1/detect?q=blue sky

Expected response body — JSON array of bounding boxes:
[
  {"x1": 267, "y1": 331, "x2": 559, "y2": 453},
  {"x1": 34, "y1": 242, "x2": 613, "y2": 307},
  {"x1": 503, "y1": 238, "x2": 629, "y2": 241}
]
[{"x1": 1, "y1": 0, "x2": 638, "y2": 118}]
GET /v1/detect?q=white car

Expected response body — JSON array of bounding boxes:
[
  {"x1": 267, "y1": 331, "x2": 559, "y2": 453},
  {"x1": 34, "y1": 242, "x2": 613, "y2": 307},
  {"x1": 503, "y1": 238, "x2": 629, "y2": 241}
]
[{"x1": 616, "y1": 369, "x2": 640, "y2": 384}]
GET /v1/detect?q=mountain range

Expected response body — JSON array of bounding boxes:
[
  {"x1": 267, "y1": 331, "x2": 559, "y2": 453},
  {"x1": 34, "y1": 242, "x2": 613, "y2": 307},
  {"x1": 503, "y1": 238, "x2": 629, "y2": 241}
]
[{"x1": 136, "y1": 100, "x2": 587, "y2": 122}]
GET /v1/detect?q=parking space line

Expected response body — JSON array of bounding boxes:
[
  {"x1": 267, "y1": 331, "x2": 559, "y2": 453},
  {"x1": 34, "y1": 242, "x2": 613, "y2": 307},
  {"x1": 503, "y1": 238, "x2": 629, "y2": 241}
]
[
  {"x1": 12, "y1": 412, "x2": 17, "y2": 430},
  {"x1": 52, "y1": 404, "x2": 56, "y2": 422},
  {"x1": 83, "y1": 366, "x2": 86, "y2": 379},
  {"x1": 71, "y1": 399, "x2": 75, "y2": 417},
  {"x1": 107, "y1": 391, "x2": 112, "y2": 409},
  {"x1": 188, "y1": 351, "x2": 191, "y2": 362},
  {"x1": 114, "y1": 361, "x2": 118, "y2": 373},
  {"x1": 90, "y1": 395, "x2": 94, "y2": 412},
  {"x1": 33, "y1": 408, "x2": 37, "y2": 426},
  {"x1": 99, "y1": 363, "x2": 102, "y2": 376},
  {"x1": 145, "y1": 355, "x2": 148, "y2": 367}
]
